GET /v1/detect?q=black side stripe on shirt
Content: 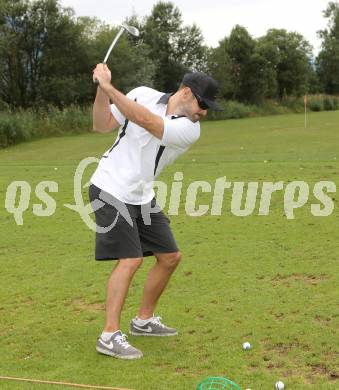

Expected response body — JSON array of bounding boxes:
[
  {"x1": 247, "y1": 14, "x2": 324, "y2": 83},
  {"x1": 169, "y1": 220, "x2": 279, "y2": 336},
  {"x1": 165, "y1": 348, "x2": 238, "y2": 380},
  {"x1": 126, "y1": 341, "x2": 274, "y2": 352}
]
[
  {"x1": 154, "y1": 145, "x2": 165, "y2": 175},
  {"x1": 153, "y1": 115, "x2": 183, "y2": 175},
  {"x1": 102, "y1": 98, "x2": 137, "y2": 159},
  {"x1": 102, "y1": 118, "x2": 129, "y2": 158}
]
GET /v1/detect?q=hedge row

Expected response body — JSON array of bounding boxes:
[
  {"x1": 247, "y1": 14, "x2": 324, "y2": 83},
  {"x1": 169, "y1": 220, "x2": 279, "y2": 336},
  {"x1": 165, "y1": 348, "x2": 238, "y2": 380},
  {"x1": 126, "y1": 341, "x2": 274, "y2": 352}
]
[
  {"x1": 0, "y1": 106, "x2": 92, "y2": 148},
  {"x1": 0, "y1": 95, "x2": 338, "y2": 148},
  {"x1": 207, "y1": 94, "x2": 339, "y2": 120}
]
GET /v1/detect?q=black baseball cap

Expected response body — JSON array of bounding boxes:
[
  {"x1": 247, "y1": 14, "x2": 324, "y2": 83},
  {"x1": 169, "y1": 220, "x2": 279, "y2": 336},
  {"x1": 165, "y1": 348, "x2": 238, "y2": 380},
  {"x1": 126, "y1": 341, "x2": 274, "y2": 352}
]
[{"x1": 182, "y1": 72, "x2": 221, "y2": 111}]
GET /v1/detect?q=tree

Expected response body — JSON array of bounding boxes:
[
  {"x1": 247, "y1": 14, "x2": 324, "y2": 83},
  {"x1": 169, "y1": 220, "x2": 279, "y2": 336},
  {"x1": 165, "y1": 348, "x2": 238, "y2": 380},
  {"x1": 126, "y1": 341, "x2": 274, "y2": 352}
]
[
  {"x1": 209, "y1": 26, "x2": 277, "y2": 104},
  {"x1": 208, "y1": 37, "x2": 233, "y2": 99},
  {"x1": 0, "y1": 1, "x2": 156, "y2": 107},
  {"x1": 142, "y1": 1, "x2": 208, "y2": 91},
  {"x1": 0, "y1": 0, "x2": 30, "y2": 107},
  {"x1": 227, "y1": 25, "x2": 271, "y2": 103},
  {"x1": 256, "y1": 37, "x2": 280, "y2": 98},
  {"x1": 260, "y1": 29, "x2": 313, "y2": 98},
  {"x1": 0, "y1": 0, "x2": 92, "y2": 107},
  {"x1": 34, "y1": 1, "x2": 92, "y2": 107},
  {"x1": 316, "y1": 1, "x2": 339, "y2": 94}
]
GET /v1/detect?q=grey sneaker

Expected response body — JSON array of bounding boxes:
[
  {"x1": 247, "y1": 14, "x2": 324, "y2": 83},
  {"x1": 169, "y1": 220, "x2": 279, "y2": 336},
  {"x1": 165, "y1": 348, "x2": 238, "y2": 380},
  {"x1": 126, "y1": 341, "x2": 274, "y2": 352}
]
[
  {"x1": 96, "y1": 331, "x2": 143, "y2": 359},
  {"x1": 130, "y1": 316, "x2": 178, "y2": 337}
]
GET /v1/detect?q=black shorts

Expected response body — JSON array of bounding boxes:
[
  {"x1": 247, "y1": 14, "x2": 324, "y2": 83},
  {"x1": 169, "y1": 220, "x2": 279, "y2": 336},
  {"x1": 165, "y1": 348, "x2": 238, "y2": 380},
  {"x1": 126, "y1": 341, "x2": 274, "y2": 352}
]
[{"x1": 88, "y1": 184, "x2": 179, "y2": 260}]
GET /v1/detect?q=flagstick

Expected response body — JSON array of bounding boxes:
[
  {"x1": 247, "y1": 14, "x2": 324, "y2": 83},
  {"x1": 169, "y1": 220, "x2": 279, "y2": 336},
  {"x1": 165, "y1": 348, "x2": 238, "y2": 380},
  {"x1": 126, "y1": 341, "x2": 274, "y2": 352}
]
[{"x1": 304, "y1": 95, "x2": 307, "y2": 129}]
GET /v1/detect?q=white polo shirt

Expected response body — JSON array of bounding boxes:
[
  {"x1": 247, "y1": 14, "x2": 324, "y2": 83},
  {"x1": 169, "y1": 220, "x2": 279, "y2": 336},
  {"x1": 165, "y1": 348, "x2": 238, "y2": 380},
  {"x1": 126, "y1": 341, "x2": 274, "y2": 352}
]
[{"x1": 90, "y1": 86, "x2": 200, "y2": 205}]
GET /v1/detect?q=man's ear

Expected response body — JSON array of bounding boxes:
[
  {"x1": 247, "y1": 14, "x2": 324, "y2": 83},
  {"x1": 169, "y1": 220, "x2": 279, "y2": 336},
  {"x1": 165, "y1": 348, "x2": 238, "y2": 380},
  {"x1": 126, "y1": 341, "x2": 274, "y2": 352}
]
[{"x1": 181, "y1": 86, "x2": 192, "y2": 99}]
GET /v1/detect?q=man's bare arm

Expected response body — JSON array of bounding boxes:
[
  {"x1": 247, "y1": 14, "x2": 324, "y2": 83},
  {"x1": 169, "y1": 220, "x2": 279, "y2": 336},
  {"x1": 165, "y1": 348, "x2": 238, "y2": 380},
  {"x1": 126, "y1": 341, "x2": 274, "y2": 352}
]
[
  {"x1": 93, "y1": 87, "x2": 120, "y2": 133},
  {"x1": 93, "y1": 65, "x2": 164, "y2": 139}
]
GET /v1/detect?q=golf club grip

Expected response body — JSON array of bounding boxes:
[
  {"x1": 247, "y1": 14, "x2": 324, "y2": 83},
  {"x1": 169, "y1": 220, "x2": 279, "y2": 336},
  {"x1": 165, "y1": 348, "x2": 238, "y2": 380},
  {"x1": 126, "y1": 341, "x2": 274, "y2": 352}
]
[
  {"x1": 94, "y1": 60, "x2": 106, "y2": 85},
  {"x1": 93, "y1": 61, "x2": 107, "y2": 85}
]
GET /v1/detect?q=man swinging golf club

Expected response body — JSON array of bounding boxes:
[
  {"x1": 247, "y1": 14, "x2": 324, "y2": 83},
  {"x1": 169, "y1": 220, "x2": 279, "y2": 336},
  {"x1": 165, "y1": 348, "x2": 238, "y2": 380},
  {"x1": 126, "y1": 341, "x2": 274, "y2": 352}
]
[{"x1": 90, "y1": 61, "x2": 220, "y2": 359}]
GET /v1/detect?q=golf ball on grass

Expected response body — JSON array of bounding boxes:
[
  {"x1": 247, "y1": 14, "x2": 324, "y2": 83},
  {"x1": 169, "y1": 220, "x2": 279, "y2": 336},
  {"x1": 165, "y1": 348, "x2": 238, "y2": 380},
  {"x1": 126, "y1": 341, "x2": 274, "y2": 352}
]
[
  {"x1": 275, "y1": 381, "x2": 285, "y2": 389},
  {"x1": 242, "y1": 342, "x2": 251, "y2": 350}
]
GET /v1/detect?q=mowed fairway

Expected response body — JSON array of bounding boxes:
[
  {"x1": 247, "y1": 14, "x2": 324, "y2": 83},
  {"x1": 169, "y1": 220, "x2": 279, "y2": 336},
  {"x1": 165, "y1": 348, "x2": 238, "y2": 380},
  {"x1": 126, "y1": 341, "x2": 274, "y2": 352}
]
[{"x1": 0, "y1": 111, "x2": 338, "y2": 390}]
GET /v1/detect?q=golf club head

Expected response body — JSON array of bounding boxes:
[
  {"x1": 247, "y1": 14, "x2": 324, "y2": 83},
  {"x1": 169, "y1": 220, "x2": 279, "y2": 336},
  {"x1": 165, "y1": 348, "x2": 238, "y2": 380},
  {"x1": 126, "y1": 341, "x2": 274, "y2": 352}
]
[
  {"x1": 121, "y1": 23, "x2": 140, "y2": 37},
  {"x1": 94, "y1": 24, "x2": 139, "y2": 85}
]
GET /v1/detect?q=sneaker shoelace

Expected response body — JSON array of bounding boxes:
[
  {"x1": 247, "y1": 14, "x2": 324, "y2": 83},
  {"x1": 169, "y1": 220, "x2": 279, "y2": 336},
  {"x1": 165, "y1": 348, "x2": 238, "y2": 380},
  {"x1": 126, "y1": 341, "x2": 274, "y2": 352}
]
[
  {"x1": 150, "y1": 316, "x2": 165, "y2": 328},
  {"x1": 115, "y1": 333, "x2": 131, "y2": 349}
]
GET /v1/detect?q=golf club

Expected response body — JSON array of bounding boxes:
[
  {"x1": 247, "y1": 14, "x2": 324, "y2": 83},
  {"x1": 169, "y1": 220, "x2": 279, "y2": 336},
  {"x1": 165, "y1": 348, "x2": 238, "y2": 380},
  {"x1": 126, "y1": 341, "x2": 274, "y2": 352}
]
[{"x1": 94, "y1": 23, "x2": 140, "y2": 85}]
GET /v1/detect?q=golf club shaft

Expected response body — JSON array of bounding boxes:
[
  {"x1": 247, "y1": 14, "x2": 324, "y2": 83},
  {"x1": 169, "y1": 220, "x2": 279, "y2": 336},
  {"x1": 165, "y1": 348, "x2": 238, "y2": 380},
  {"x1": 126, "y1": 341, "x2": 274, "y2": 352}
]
[
  {"x1": 94, "y1": 27, "x2": 125, "y2": 85},
  {"x1": 103, "y1": 27, "x2": 125, "y2": 64}
]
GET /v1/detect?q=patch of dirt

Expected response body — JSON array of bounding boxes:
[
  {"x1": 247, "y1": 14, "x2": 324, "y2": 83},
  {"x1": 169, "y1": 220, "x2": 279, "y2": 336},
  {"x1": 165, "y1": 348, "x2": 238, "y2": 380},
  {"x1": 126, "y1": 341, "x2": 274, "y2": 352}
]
[
  {"x1": 329, "y1": 373, "x2": 339, "y2": 381},
  {"x1": 198, "y1": 353, "x2": 210, "y2": 360},
  {"x1": 271, "y1": 273, "x2": 329, "y2": 286},
  {"x1": 263, "y1": 341, "x2": 311, "y2": 354},
  {"x1": 71, "y1": 298, "x2": 104, "y2": 312},
  {"x1": 266, "y1": 361, "x2": 285, "y2": 370},
  {"x1": 274, "y1": 312, "x2": 284, "y2": 320},
  {"x1": 306, "y1": 363, "x2": 339, "y2": 383},
  {"x1": 314, "y1": 314, "x2": 333, "y2": 325},
  {"x1": 175, "y1": 366, "x2": 188, "y2": 374},
  {"x1": 154, "y1": 362, "x2": 170, "y2": 369}
]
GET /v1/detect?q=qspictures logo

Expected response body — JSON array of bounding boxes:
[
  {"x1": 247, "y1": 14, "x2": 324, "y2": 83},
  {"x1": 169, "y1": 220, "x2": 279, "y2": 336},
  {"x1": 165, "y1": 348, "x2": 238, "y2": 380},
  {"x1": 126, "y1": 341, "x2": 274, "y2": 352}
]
[{"x1": 3, "y1": 157, "x2": 337, "y2": 231}]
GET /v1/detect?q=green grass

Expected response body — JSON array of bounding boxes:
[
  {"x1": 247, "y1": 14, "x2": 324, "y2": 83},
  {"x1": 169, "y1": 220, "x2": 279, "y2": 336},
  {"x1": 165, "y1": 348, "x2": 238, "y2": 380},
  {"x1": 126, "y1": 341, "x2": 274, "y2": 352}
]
[{"x1": 0, "y1": 111, "x2": 338, "y2": 390}]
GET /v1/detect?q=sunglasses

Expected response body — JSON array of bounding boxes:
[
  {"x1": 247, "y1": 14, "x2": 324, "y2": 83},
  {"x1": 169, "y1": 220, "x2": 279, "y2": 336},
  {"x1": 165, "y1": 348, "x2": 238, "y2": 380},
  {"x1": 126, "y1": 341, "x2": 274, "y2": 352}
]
[{"x1": 192, "y1": 92, "x2": 209, "y2": 110}]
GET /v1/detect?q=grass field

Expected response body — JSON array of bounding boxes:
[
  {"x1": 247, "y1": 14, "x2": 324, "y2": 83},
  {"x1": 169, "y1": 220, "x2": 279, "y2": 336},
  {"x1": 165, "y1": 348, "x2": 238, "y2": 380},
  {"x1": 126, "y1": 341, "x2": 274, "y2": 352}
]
[{"x1": 0, "y1": 111, "x2": 338, "y2": 390}]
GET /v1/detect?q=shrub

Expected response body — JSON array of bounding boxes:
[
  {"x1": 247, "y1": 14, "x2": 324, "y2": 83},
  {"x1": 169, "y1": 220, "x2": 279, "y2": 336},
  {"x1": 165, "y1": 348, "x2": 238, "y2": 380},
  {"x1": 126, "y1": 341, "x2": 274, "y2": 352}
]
[
  {"x1": 0, "y1": 113, "x2": 31, "y2": 148},
  {"x1": 0, "y1": 106, "x2": 92, "y2": 148},
  {"x1": 323, "y1": 96, "x2": 334, "y2": 111},
  {"x1": 280, "y1": 96, "x2": 304, "y2": 112},
  {"x1": 259, "y1": 100, "x2": 291, "y2": 115},
  {"x1": 36, "y1": 105, "x2": 92, "y2": 136},
  {"x1": 332, "y1": 96, "x2": 339, "y2": 110},
  {"x1": 207, "y1": 100, "x2": 253, "y2": 120},
  {"x1": 1, "y1": 94, "x2": 339, "y2": 148},
  {"x1": 308, "y1": 96, "x2": 323, "y2": 112},
  {"x1": 0, "y1": 99, "x2": 10, "y2": 112}
]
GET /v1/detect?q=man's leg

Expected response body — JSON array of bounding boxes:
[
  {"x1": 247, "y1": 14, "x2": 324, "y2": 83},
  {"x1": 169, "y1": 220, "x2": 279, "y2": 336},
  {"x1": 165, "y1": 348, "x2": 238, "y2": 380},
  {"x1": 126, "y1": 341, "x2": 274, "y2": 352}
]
[
  {"x1": 137, "y1": 251, "x2": 181, "y2": 319},
  {"x1": 97, "y1": 257, "x2": 144, "y2": 359},
  {"x1": 104, "y1": 257, "x2": 143, "y2": 332}
]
